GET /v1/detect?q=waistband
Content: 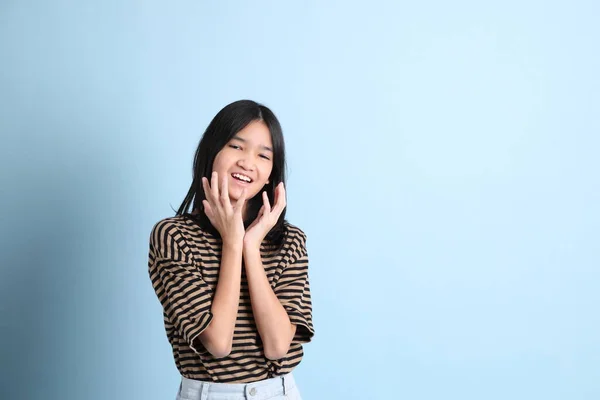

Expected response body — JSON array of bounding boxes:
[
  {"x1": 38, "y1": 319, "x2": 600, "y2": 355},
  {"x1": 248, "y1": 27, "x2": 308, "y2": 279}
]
[{"x1": 179, "y1": 372, "x2": 296, "y2": 400}]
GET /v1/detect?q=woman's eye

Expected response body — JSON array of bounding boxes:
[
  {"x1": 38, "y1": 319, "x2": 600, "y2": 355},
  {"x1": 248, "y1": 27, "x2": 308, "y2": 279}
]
[
  {"x1": 229, "y1": 145, "x2": 241, "y2": 150},
  {"x1": 260, "y1": 154, "x2": 271, "y2": 160}
]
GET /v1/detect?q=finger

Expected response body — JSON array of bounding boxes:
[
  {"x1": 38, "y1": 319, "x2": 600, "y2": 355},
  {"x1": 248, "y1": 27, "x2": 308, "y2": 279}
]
[
  {"x1": 269, "y1": 183, "x2": 286, "y2": 219},
  {"x1": 202, "y1": 177, "x2": 212, "y2": 203},
  {"x1": 221, "y1": 173, "x2": 232, "y2": 210},
  {"x1": 203, "y1": 176, "x2": 220, "y2": 210},
  {"x1": 202, "y1": 200, "x2": 213, "y2": 219},
  {"x1": 275, "y1": 182, "x2": 287, "y2": 212},
  {"x1": 210, "y1": 171, "x2": 220, "y2": 205},
  {"x1": 235, "y1": 188, "x2": 247, "y2": 214},
  {"x1": 273, "y1": 182, "x2": 285, "y2": 209},
  {"x1": 262, "y1": 191, "x2": 272, "y2": 214}
]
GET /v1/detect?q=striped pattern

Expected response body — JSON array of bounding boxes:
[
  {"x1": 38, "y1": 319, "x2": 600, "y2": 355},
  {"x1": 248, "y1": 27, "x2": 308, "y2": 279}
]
[{"x1": 148, "y1": 215, "x2": 314, "y2": 383}]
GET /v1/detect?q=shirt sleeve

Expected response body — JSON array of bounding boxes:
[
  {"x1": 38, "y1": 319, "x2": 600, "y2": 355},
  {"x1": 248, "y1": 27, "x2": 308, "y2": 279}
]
[
  {"x1": 148, "y1": 220, "x2": 213, "y2": 355},
  {"x1": 274, "y1": 230, "x2": 315, "y2": 345}
]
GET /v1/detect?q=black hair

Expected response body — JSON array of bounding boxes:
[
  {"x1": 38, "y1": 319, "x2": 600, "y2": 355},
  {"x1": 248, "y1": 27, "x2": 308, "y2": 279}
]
[{"x1": 176, "y1": 100, "x2": 288, "y2": 247}]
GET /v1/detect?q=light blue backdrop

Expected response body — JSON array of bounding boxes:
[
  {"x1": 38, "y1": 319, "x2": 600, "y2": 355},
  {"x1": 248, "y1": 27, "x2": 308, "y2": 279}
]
[{"x1": 1, "y1": 1, "x2": 598, "y2": 399}]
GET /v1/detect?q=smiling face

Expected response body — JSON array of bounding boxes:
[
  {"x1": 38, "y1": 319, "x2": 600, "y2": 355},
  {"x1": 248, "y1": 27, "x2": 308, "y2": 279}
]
[{"x1": 212, "y1": 119, "x2": 274, "y2": 205}]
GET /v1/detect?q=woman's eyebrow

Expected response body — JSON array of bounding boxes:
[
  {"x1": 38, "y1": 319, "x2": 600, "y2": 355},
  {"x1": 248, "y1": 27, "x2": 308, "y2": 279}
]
[{"x1": 232, "y1": 135, "x2": 273, "y2": 152}]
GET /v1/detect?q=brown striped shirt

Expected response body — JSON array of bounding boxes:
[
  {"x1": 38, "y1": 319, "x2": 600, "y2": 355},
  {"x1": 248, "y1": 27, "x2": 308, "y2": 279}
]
[{"x1": 148, "y1": 215, "x2": 314, "y2": 383}]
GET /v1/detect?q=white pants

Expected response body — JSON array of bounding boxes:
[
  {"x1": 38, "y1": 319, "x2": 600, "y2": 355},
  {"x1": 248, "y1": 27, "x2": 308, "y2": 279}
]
[{"x1": 176, "y1": 372, "x2": 302, "y2": 400}]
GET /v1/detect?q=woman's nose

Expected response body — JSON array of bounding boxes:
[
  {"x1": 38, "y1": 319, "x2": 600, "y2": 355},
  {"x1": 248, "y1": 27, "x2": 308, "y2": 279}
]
[{"x1": 237, "y1": 158, "x2": 255, "y2": 171}]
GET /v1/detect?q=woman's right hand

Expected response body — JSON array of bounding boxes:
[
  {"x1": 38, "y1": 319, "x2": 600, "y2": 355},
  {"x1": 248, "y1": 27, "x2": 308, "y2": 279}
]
[{"x1": 202, "y1": 171, "x2": 247, "y2": 245}]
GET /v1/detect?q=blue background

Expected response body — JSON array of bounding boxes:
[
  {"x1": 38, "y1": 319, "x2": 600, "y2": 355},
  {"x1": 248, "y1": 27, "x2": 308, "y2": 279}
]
[{"x1": 1, "y1": 1, "x2": 598, "y2": 399}]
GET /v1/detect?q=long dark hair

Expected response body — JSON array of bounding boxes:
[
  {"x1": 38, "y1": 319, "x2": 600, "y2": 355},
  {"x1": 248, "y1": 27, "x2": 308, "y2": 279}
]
[{"x1": 176, "y1": 100, "x2": 288, "y2": 247}]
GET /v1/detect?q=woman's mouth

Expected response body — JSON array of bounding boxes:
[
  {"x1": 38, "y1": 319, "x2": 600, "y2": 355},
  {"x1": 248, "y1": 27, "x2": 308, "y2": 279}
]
[{"x1": 231, "y1": 172, "x2": 253, "y2": 185}]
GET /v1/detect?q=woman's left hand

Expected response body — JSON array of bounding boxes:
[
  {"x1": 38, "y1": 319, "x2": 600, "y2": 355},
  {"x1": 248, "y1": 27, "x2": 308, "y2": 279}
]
[{"x1": 244, "y1": 182, "x2": 286, "y2": 249}]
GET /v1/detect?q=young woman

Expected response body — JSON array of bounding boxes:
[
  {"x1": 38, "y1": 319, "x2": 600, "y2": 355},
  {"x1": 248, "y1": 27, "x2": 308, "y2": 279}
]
[{"x1": 148, "y1": 100, "x2": 314, "y2": 400}]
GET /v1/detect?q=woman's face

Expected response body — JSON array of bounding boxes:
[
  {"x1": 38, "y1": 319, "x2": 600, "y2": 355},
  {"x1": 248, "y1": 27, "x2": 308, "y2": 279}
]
[{"x1": 212, "y1": 120, "x2": 274, "y2": 203}]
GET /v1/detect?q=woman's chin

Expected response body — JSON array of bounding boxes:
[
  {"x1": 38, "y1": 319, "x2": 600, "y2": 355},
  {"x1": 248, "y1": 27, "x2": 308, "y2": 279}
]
[{"x1": 228, "y1": 187, "x2": 256, "y2": 202}]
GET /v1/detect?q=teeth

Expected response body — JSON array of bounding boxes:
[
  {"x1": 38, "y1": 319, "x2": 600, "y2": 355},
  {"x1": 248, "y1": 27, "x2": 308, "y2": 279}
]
[{"x1": 232, "y1": 173, "x2": 251, "y2": 182}]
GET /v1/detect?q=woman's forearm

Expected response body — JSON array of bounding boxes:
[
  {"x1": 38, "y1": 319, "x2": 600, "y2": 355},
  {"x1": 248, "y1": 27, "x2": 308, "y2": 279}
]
[
  {"x1": 243, "y1": 245, "x2": 296, "y2": 360},
  {"x1": 197, "y1": 240, "x2": 243, "y2": 358}
]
